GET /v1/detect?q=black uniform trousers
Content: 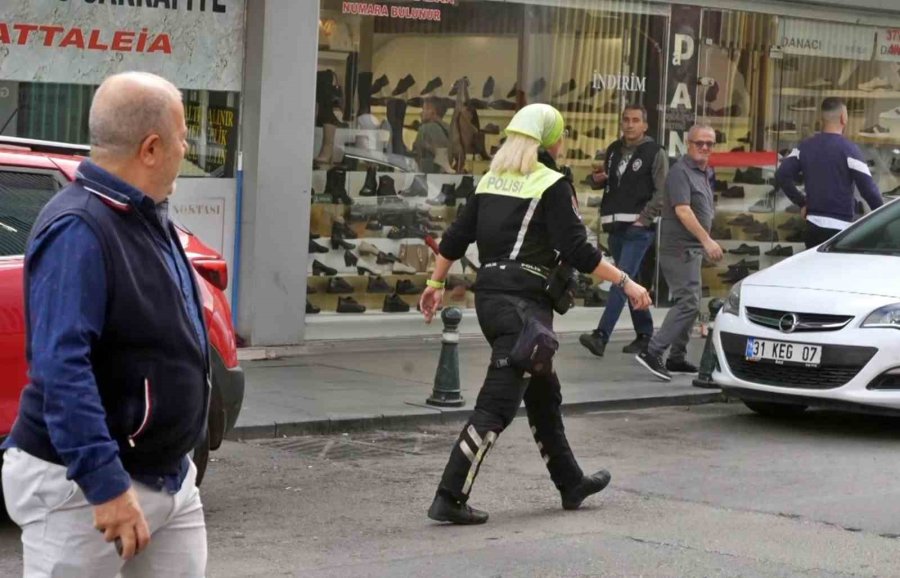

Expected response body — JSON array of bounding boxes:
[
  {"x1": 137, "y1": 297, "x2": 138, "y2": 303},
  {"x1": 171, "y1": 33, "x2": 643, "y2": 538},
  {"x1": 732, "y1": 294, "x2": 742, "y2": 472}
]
[{"x1": 437, "y1": 291, "x2": 583, "y2": 502}]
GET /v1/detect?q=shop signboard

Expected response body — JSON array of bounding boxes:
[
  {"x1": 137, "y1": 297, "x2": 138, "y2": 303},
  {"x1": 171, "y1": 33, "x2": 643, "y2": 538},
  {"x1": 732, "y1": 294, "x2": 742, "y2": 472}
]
[
  {"x1": 780, "y1": 18, "x2": 874, "y2": 61},
  {"x1": 664, "y1": 4, "x2": 701, "y2": 157},
  {"x1": 876, "y1": 28, "x2": 900, "y2": 63},
  {"x1": 0, "y1": 0, "x2": 245, "y2": 91}
]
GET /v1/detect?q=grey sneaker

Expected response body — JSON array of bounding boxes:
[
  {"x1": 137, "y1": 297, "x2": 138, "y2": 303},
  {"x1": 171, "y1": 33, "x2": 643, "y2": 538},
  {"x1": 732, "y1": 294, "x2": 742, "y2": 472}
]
[{"x1": 636, "y1": 349, "x2": 672, "y2": 381}]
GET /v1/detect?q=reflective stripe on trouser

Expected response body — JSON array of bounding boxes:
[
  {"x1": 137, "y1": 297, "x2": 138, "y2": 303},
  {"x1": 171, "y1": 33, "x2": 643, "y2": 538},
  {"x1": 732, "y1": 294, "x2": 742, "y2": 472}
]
[{"x1": 437, "y1": 293, "x2": 583, "y2": 502}]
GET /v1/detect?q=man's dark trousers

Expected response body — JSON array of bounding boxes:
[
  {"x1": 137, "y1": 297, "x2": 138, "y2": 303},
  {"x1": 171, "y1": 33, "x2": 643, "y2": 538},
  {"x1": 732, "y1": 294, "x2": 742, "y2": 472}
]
[
  {"x1": 437, "y1": 292, "x2": 583, "y2": 502},
  {"x1": 805, "y1": 221, "x2": 841, "y2": 249},
  {"x1": 596, "y1": 225, "x2": 655, "y2": 338}
]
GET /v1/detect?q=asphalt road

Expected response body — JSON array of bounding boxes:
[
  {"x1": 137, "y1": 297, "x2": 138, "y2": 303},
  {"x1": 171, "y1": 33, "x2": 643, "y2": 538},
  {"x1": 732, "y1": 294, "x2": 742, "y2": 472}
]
[{"x1": 3, "y1": 402, "x2": 900, "y2": 577}]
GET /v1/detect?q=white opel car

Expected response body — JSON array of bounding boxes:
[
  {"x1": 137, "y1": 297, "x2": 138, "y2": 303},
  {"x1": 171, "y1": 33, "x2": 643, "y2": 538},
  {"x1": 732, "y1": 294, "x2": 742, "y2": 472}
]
[{"x1": 713, "y1": 199, "x2": 900, "y2": 417}]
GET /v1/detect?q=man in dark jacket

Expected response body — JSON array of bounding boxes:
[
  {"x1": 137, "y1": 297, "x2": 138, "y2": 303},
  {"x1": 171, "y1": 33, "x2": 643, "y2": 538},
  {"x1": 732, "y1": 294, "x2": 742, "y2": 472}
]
[
  {"x1": 2, "y1": 72, "x2": 208, "y2": 576},
  {"x1": 775, "y1": 97, "x2": 882, "y2": 248},
  {"x1": 580, "y1": 105, "x2": 668, "y2": 357}
]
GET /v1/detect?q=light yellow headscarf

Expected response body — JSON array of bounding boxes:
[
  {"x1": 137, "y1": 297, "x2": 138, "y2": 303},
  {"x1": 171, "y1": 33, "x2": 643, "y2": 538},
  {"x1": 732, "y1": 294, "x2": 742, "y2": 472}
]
[{"x1": 504, "y1": 103, "x2": 565, "y2": 148}]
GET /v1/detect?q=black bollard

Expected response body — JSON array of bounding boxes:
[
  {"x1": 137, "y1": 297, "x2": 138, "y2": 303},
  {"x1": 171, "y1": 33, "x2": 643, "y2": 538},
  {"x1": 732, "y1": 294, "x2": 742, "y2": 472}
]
[
  {"x1": 427, "y1": 307, "x2": 466, "y2": 407},
  {"x1": 693, "y1": 297, "x2": 725, "y2": 389}
]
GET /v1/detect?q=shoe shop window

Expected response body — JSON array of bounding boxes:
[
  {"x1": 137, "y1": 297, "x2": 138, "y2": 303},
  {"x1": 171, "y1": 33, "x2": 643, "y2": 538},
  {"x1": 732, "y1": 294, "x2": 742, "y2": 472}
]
[{"x1": 310, "y1": 0, "x2": 669, "y2": 315}]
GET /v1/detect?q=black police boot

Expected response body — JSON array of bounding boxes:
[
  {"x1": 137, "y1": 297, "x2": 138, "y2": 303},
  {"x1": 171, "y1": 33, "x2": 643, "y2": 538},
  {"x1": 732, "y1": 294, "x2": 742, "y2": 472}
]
[
  {"x1": 560, "y1": 470, "x2": 612, "y2": 511},
  {"x1": 427, "y1": 493, "x2": 489, "y2": 525},
  {"x1": 579, "y1": 331, "x2": 607, "y2": 357},
  {"x1": 622, "y1": 333, "x2": 651, "y2": 354}
]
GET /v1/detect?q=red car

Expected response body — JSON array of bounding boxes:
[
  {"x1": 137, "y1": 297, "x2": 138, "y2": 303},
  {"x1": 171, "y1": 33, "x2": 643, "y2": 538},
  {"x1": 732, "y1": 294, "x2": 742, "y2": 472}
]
[{"x1": 0, "y1": 137, "x2": 244, "y2": 485}]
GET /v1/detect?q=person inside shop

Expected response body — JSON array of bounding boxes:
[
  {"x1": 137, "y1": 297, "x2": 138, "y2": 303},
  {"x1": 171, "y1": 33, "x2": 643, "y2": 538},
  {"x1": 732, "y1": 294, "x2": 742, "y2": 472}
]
[
  {"x1": 775, "y1": 97, "x2": 883, "y2": 249},
  {"x1": 412, "y1": 96, "x2": 451, "y2": 173},
  {"x1": 418, "y1": 103, "x2": 652, "y2": 525},
  {"x1": 635, "y1": 124, "x2": 723, "y2": 382},
  {"x1": 579, "y1": 104, "x2": 668, "y2": 358}
]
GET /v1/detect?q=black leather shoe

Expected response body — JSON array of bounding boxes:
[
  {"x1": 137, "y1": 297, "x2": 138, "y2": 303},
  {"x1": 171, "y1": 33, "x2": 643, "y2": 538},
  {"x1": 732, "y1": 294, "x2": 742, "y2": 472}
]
[
  {"x1": 359, "y1": 167, "x2": 377, "y2": 197},
  {"x1": 419, "y1": 76, "x2": 442, "y2": 95},
  {"x1": 427, "y1": 494, "x2": 489, "y2": 525},
  {"x1": 309, "y1": 239, "x2": 329, "y2": 254},
  {"x1": 343, "y1": 250, "x2": 358, "y2": 268},
  {"x1": 371, "y1": 74, "x2": 389, "y2": 95},
  {"x1": 306, "y1": 300, "x2": 320, "y2": 314},
  {"x1": 367, "y1": 275, "x2": 391, "y2": 293},
  {"x1": 376, "y1": 251, "x2": 399, "y2": 264},
  {"x1": 312, "y1": 260, "x2": 337, "y2": 276},
  {"x1": 395, "y1": 279, "x2": 420, "y2": 295},
  {"x1": 331, "y1": 237, "x2": 355, "y2": 251},
  {"x1": 357, "y1": 266, "x2": 378, "y2": 276},
  {"x1": 383, "y1": 293, "x2": 411, "y2": 313},
  {"x1": 332, "y1": 221, "x2": 358, "y2": 240},
  {"x1": 336, "y1": 296, "x2": 366, "y2": 313},
  {"x1": 561, "y1": 470, "x2": 612, "y2": 511},
  {"x1": 327, "y1": 277, "x2": 354, "y2": 294},
  {"x1": 392, "y1": 74, "x2": 416, "y2": 95},
  {"x1": 579, "y1": 331, "x2": 607, "y2": 357},
  {"x1": 482, "y1": 76, "x2": 495, "y2": 98}
]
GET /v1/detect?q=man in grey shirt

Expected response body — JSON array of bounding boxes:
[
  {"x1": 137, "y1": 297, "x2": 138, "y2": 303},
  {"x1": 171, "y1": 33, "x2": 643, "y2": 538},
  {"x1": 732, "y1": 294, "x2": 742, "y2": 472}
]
[{"x1": 636, "y1": 124, "x2": 723, "y2": 381}]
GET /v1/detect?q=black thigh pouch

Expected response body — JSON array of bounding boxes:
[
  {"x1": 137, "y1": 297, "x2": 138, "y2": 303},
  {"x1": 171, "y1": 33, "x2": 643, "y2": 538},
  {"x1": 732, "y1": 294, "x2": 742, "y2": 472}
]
[{"x1": 509, "y1": 315, "x2": 559, "y2": 375}]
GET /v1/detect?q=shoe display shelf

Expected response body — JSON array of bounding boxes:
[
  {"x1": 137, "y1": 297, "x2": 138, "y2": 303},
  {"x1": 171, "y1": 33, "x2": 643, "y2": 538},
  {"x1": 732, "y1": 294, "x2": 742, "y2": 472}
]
[
  {"x1": 308, "y1": 273, "x2": 426, "y2": 311},
  {"x1": 307, "y1": 168, "x2": 481, "y2": 313}
]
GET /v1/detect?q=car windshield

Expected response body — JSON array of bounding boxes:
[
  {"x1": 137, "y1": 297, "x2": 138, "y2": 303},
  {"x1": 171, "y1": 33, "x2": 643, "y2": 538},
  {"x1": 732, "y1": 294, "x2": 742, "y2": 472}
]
[
  {"x1": 826, "y1": 199, "x2": 900, "y2": 256},
  {"x1": 0, "y1": 170, "x2": 60, "y2": 256}
]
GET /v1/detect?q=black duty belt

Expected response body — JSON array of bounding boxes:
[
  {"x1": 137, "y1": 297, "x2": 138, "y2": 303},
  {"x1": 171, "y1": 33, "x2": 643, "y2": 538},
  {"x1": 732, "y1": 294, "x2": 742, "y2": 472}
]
[{"x1": 481, "y1": 261, "x2": 550, "y2": 280}]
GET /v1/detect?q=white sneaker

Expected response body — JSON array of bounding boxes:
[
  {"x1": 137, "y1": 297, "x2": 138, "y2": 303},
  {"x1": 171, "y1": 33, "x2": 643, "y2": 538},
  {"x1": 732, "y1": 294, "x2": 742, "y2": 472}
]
[
  {"x1": 859, "y1": 77, "x2": 892, "y2": 91},
  {"x1": 880, "y1": 107, "x2": 900, "y2": 121},
  {"x1": 858, "y1": 124, "x2": 891, "y2": 138}
]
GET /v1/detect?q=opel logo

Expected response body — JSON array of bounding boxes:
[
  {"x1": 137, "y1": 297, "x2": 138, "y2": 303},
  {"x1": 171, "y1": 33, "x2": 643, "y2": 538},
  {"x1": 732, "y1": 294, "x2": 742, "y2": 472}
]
[{"x1": 778, "y1": 313, "x2": 799, "y2": 333}]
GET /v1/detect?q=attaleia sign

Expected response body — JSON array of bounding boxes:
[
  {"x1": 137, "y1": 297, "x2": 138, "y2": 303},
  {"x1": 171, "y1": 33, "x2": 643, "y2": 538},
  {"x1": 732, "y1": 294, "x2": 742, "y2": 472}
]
[
  {"x1": 342, "y1": 0, "x2": 456, "y2": 22},
  {"x1": 0, "y1": 0, "x2": 245, "y2": 91}
]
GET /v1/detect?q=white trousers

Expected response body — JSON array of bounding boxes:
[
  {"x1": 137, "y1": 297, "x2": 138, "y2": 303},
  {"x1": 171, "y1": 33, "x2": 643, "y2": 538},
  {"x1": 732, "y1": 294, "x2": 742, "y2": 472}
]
[{"x1": 2, "y1": 448, "x2": 207, "y2": 578}]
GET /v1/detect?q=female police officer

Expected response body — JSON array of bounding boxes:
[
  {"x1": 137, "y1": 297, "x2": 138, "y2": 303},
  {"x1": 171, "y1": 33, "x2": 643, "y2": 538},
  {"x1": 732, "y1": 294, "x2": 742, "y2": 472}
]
[{"x1": 420, "y1": 104, "x2": 652, "y2": 525}]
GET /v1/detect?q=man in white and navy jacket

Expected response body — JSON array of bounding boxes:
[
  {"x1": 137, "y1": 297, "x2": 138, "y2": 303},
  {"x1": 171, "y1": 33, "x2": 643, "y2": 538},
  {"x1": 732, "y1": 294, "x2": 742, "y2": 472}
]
[{"x1": 776, "y1": 97, "x2": 883, "y2": 249}]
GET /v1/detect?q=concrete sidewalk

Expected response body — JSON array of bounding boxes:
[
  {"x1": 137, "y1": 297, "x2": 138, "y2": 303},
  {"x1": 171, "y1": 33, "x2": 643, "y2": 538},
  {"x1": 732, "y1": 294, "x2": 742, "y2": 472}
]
[{"x1": 230, "y1": 333, "x2": 723, "y2": 439}]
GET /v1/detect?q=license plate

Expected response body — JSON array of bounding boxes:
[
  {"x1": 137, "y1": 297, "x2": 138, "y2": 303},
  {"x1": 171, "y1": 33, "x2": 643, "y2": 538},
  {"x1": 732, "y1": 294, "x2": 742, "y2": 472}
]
[{"x1": 745, "y1": 338, "x2": 822, "y2": 367}]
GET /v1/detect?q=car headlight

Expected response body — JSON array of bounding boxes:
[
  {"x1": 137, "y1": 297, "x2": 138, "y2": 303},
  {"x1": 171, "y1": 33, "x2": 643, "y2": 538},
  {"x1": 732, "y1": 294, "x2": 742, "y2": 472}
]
[
  {"x1": 862, "y1": 303, "x2": 900, "y2": 329},
  {"x1": 721, "y1": 281, "x2": 741, "y2": 316}
]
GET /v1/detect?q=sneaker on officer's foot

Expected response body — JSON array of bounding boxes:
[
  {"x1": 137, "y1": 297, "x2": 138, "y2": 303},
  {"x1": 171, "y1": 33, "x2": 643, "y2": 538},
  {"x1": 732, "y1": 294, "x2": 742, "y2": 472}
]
[
  {"x1": 636, "y1": 349, "x2": 671, "y2": 381},
  {"x1": 666, "y1": 358, "x2": 698, "y2": 374},
  {"x1": 427, "y1": 494, "x2": 489, "y2": 525},
  {"x1": 561, "y1": 470, "x2": 612, "y2": 510},
  {"x1": 579, "y1": 331, "x2": 607, "y2": 357},
  {"x1": 622, "y1": 333, "x2": 651, "y2": 354}
]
